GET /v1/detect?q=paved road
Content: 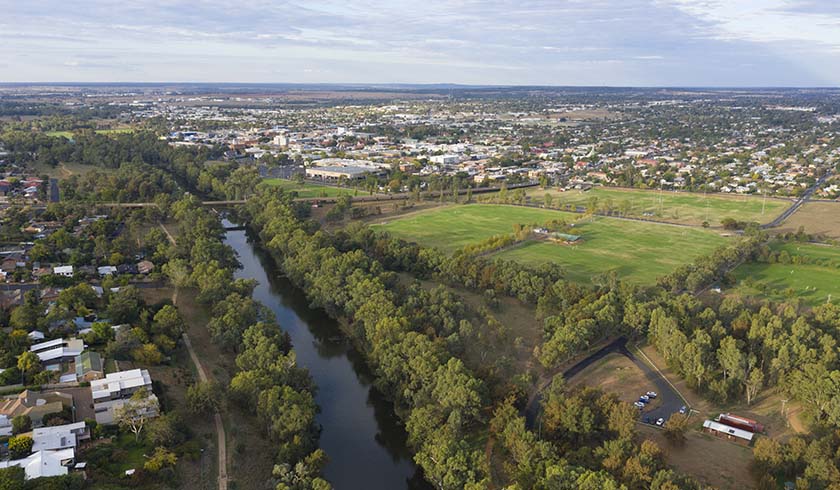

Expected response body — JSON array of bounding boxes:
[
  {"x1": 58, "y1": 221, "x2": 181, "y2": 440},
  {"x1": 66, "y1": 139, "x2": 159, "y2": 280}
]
[
  {"x1": 762, "y1": 171, "x2": 833, "y2": 229},
  {"x1": 525, "y1": 337, "x2": 687, "y2": 429}
]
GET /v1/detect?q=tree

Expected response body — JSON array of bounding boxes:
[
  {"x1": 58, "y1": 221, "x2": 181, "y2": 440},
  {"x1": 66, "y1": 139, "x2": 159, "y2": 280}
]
[
  {"x1": 16, "y1": 351, "x2": 41, "y2": 384},
  {"x1": 8, "y1": 435, "x2": 33, "y2": 459},
  {"x1": 131, "y1": 343, "x2": 163, "y2": 365},
  {"x1": 662, "y1": 413, "x2": 690, "y2": 445},
  {"x1": 144, "y1": 446, "x2": 177, "y2": 472},
  {"x1": 115, "y1": 388, "x2": 159, "y2": 441},
  {"x1": 186, "y1": 382, "x2": 220, "y2": 414},
  {"x1": 717, "y1": 336, "x2": 744, "y2": 384},
  {"x1": 0, "y1": 466, "x2": 24, "y2": 490},
  {"x1": 744, "y1": 368, "x2": 764, "y2": 405},
  {"x1": 11, "y1": 415, "x2": 30, "y2": 435}
]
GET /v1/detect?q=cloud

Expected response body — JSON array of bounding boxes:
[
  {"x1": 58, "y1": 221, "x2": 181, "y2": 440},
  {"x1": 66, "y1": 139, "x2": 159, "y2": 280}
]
[{"x1": 1, "y1": 0, "x2": 838, "y2": 85}]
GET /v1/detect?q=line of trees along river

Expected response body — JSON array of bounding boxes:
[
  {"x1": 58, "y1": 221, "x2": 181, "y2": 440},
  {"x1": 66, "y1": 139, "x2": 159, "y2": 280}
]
[{"x1": 223, "y1": 222, "x2": 431, "y2": 489}]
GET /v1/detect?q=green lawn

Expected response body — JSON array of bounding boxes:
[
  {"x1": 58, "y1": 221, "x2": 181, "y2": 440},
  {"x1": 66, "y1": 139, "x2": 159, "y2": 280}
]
[
  {"x1": 731, "y1": 242, "x2": 840, "y2": 306},
  {"x1": 262, "y1": 178, "x2": 359, "y2": 198},
  {"x1": 45, "y1": 128, "x2": 134, "y2": 138},
  {"x1": 374, "y1": 204, "x2": 728, "y2": 284},
  {"x1": 523, "y1": 187, "x2": 789, "y2": 226}
]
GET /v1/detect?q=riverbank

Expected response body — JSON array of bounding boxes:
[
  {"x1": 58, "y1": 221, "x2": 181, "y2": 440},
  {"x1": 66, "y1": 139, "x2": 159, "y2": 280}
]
[{"x1": 223, "y1": 223, "x2": 429, "y2": 489}]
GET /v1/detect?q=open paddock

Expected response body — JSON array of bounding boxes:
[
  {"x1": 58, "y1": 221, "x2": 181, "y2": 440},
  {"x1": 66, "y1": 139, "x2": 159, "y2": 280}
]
[{"x1": 374, "y1": 204, "x2": 727, "y2": 284}]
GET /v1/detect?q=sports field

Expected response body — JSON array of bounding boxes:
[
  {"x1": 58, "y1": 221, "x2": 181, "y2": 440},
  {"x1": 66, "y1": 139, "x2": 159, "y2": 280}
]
[
  {"x1": 731, "y1": 242, "x2": 840, "y2": 306},
  {"x1": 374, "y1": 204, "x2": 728, "y2": 284},
  {"x1": 525, "y1": 187, "x2": 789, "y2": 226},
  {"x1": 262, "y1": 178, "x2": 357, "y2": 198}
]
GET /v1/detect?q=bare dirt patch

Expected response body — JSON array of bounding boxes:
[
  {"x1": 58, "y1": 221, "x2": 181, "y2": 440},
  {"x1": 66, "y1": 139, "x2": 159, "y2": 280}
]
[{"x1": 638, "y1": 424, "x2": 756, "y2": 490}]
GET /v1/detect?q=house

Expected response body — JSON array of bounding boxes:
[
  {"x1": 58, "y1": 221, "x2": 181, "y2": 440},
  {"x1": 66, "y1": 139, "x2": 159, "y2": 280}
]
[
  {"x1": 702, "y1": 419, "x2": 754, "y2": 445},
  {"x1": 0, "y1": 390, "x2": 73, "y2": 427},
  {"x1": 97, "y1": 266, "x2": 117, "y2": 277},
  {"x1": 116, "y1": 264, "x2": 138, "y2": 275},
  {"x1": 0, "y1": 448, "x2": 76, "y2": 480},
  {"x1": 90, "y1": 369, "x2": 159, "y2": 424},
  {"x1": 74, "y1": 351, "x2": 104, "y2": 382},
  {"x1": 52, "y1": 265, "x2": 74, "y2": 277},
  {"x1": 136, "y1": 260, "x2": 155, "y2": 274},
  {"x1": 30, "y1": 338, "x2": 86, "y2": 368},
  {"x1": 32, "y1": 421, "x2": 89, "y2": 452},
  {"x1": 0, "y1": 290, "x2": 22, "y2": 309}
]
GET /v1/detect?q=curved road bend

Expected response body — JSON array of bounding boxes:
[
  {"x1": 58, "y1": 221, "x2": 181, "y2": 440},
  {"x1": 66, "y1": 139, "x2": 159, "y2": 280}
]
[
  {"x1": 525, "y1": 337, "x2": 686, "y2": 429},
  {"x1": 763, "y1": 171, "x2": 833, "y2": 229}
]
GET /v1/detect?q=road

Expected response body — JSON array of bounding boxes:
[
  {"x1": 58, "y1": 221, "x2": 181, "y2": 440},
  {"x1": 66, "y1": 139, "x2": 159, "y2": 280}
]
[
  {"x1": 762, "y1": 171, "x2": 833, "y2": 229},
  {"x1": 525, "y1": 337, "x2": 687, "y2": 429}
]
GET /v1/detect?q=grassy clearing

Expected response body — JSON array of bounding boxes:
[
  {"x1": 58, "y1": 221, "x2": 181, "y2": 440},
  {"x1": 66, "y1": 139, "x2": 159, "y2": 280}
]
[
  {"x1": 262, "y1": 178, "x2": 361, "y2": 198},
  {"x1": 32, "y1": 161, "x2": 119, "y2": 179},
  {"x1": 373, "y1": 204, "x2": 573, "y2": 251},
  {"x1": 45, "y1": 128, "x2": 134, "y2": 138},
  {"x1": 524, "y1": 187, "x2": 788, "y2": 226},
  {"x1": 731, "y1": 242, "x2": 840, "y2": 306},
  {"x1": 375, "y1": 204, "x2": 727, "y2": 284},
  {"x1": 567, "y1": 353, "x2": 662, "y2": 408}
]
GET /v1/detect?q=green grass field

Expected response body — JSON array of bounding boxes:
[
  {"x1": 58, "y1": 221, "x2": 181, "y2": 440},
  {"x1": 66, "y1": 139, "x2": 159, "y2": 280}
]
[
  {"x1": 374, "y1": 204, "x2": 728, "y2": 284},
  {"x1": 262, "y1": 178, "x2": 363, "y2": 198},
  {"x1": 45, "y1": 128, "x2": 134, "y2": 138},
  {"x1": 731, "y1": 242, "x2": 840, "y2": 306},
  {"x1": 523, "y1": 187, "x2": 788, "y2": 226}
]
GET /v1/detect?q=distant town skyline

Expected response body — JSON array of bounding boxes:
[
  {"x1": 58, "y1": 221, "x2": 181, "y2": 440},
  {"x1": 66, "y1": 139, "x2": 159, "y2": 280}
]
[{"x1": 3, "y1": 0, "x2": 840, "y2": 86}]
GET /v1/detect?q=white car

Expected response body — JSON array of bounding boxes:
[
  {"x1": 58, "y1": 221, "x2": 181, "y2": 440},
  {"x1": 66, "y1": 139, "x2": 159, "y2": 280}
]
[
  {"x1": 655, "y1": 418, "x2": 665, "y2": 426},
  {"x1": 633, "y1": 401, "x2": 645, "y2": 409},
  {"x1": 646, "y1": 391, "x2": 658, "y2": 398}
]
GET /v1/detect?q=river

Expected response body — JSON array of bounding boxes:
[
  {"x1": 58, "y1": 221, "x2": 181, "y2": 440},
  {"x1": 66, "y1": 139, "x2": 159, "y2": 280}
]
[{"x1": 223, "y1": 226, "x2": 430, "y2": 490}]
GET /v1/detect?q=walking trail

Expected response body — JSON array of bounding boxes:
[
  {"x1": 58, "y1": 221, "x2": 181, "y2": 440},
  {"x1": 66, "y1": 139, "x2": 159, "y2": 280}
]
[{"x1": 161, "y1": 222, "x2": 228, "y2": 490}]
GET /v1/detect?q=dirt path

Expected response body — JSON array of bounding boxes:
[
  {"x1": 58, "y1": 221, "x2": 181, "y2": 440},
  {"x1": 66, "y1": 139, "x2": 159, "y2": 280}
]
[{"x1": 162, "y1": 223, "x2": 228, "y2": 490}]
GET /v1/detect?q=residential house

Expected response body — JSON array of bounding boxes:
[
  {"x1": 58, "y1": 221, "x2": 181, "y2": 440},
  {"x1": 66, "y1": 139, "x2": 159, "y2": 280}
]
[
  {"x1": 30, "y1": 338, "x2": 85, "y2": 369},
  {"x1": 31, "y1": 421, "x2": 89, "y2": 452},
  {"x1": 52, "y1": 265, "x2": 74, "y2": 277},
  {"x1": 0, "y1": 390, "x2": 73, "y2": 427},
  {"x1": 73, "y1": 351, "x2": 104, "y2": 382},
  {"x1": 90, "y1": 369, "x2": 159, "y2": 424},
  {"x1": 136, "y1": 260, "x2": 155, "y2": 274},
  {"x1": 0, "y1": 448, "x2": 76, "y2": 480}
]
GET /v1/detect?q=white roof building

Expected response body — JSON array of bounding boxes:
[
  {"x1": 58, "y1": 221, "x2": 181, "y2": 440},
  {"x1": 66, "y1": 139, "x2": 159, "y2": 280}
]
[
  {"x1": 52, "y1": 265, "x2": 74, "y2": 277},
  {"x1": 29, "y1": 338, "x2": 85, "y2": 365},
  {"x1": 702, "y1": 419, "x2": 754, "y2": 442},
  {"x1": 32, "y1": 421, "x2": 88, "y2": 452},
  {"x1": 0, "y1": 448, "x2": 75, "y2": 480},
  {"x1": 90, "y1": 369, "x2": 158, "y2": 424}
]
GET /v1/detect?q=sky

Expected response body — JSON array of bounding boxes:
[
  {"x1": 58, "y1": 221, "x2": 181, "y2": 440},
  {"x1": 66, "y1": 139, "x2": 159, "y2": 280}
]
[{"x1": 2, "y1": 0, "x2": 840, "y2": 86}]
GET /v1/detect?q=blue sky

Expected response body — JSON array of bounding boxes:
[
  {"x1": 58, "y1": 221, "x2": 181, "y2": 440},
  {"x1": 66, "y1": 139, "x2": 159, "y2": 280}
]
[{"x1": 2, "y1": 0, "x2": 839, "y2": 85}]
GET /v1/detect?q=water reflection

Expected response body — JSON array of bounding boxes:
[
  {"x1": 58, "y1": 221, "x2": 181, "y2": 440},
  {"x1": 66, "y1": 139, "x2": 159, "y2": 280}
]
[{"x1": 224, "y1": 226, "x2": 431, "y2": 490}]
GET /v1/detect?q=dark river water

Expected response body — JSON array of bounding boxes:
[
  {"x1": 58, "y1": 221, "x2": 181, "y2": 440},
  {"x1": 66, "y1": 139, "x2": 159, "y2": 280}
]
[{"x1": 223, "y1": 226, "x2": 430, "y2": 490}]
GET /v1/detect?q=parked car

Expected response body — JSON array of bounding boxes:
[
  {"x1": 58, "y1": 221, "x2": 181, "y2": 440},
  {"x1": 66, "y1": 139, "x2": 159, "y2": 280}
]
[
  {"x1": 634, "y1": 401, "x2": 645, "y2": 409},
  {"x1": 639, "y1": 395, "x2": 650, "y2": 403},
  {"x1": 679, "y1": 406, "x2": 687, "y2": 414},
  {"x1": 655, "y1": 418, "x2": 665, "y2": 426},
  {"x1": 646, "y1": 391, "x2": 658, "y2": 398}
]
